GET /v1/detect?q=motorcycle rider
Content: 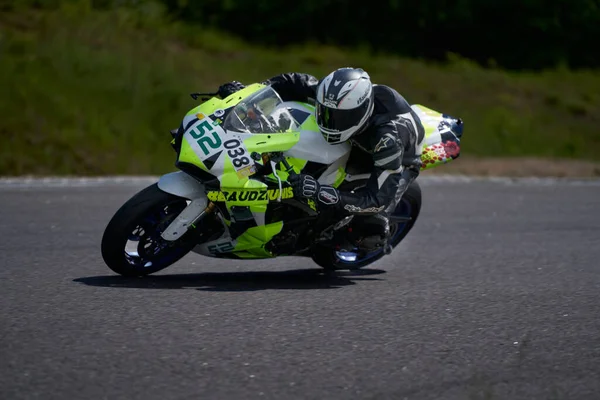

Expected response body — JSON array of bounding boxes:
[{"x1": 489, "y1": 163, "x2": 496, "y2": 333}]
[{"x1": 217, "y1": 68, "x2": 425, "y2": 253}]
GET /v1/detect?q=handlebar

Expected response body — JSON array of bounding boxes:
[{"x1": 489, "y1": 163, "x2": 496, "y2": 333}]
[
  {"x1": 279, "y1": 156, "x2": 296, "y2": 176},
  {"x1": 250, "y1": 152, "x2": 297, "y2": 182}
]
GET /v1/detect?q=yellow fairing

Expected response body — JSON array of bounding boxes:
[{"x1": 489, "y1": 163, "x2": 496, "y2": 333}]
[{"x1": 178, "y1": 136, "x2": 209, "y2": 171}]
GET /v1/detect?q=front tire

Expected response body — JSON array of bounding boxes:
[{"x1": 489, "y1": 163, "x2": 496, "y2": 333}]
[
  {"x1": 311, "y1": 181, "x2": 422, "y2": 270},
  {"x1": 101, "y1": 183, "x2": 196, "y2": 277}
]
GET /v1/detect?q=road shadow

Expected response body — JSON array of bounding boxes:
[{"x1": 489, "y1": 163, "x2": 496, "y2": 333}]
[{"x1": 73, "y1": 268, "x2": 386, "y2": 292}]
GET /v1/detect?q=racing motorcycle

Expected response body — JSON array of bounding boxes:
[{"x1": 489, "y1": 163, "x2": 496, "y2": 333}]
[{"x1": 101, "y1": 83, "x2": 464, "y2": 276}]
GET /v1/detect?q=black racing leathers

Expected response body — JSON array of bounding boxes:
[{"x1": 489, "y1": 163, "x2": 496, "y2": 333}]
[{"x1": 264, "y1": 72, "x2": 425, "y2": 216}]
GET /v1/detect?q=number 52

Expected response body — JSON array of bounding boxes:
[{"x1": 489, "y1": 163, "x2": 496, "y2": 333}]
[{"x1": 189, "y1": 120, "x2": 222, "y2": 156}]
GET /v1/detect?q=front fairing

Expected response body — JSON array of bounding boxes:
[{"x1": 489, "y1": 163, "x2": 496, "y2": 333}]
[{"x1": 176, "y1": 85, "x2": 350, "y2": 187}]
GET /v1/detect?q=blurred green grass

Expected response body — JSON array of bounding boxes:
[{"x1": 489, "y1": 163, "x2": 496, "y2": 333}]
[{"x1": 1, "y1": 4, "x2": 599, "y2": 175}]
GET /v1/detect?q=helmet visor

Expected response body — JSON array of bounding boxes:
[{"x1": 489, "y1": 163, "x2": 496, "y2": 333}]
[{"x1": 316, "y1": 98, "x2": 372, "y2": 133}]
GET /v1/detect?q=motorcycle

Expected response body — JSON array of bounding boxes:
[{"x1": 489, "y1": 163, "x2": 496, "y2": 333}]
[{"x1": 101, "y1": 83, "x2": 463, "y2": 276}]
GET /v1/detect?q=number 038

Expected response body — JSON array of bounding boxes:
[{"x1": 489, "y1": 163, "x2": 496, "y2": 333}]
[{"x1": 223, "y1": 138, "x2": 250, "y2": 168}]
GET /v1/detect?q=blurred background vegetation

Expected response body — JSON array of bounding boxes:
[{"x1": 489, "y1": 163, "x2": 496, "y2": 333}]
[{"x1": 1, "y1": 0, "x2": 599, "y2": 175}]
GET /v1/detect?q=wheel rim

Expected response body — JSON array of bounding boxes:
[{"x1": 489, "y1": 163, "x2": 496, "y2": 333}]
[
  {"x1": 335, "y1": 198, "x2": 413, "y2": 265},
  {"x1": 123, "y1": 201, "x2": 190, "y2": 269}
]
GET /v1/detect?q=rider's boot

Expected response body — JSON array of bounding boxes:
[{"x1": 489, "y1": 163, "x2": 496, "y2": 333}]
[{"x1": 347, "y1": 212, "x2": 391, "y2": 253}]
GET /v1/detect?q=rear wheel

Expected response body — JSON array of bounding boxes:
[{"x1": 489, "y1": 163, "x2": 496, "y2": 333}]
[
  {"x1": 311, "y1": 181, "x2": 422, "y2": 270},
  {"x1": 101, "y1": 184, "x2": 197, "y2": 277}
]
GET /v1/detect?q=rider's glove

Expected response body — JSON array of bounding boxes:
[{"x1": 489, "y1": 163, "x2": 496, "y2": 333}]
[
  {"x1": 217, "y1": 81, "x2": 245, "y2": 98},
  {"x1": 289, "y1": 174, "x2": 319, "y2": 198},
  {"x1": 288, "y1": 174, "x2": 340, "y2": 207}
]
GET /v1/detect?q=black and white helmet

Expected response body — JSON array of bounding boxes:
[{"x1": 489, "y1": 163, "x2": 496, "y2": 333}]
[{"x1": 315, "y1": 67, "x2": 374, "y2": 144}]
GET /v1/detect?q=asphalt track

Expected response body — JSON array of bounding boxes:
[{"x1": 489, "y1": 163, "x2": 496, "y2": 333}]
[{"x1": 1, "y1": 177, "x2": 600, "y2": 400}]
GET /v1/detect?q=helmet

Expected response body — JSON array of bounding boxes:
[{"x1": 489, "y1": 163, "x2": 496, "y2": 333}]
[{"x1": 315, "y1": 67, "x2": 374, "y2": 144}]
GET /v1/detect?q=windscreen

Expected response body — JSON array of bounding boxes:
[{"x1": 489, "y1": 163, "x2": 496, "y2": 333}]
[{"x1": 223, "y1": 87, "x2": 299, "y2": 134}]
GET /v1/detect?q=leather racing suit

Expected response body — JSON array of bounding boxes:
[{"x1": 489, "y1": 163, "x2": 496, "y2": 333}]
[{"x1": 263, "y1": 73, "x2": 425, "y2": 250}]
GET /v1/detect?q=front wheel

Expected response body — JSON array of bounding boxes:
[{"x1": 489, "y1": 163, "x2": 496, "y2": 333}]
[
  {"x1": 311, "y1": 181, "x2": 422, "y2": 270},
  {"x1": 101, "y1": 183, "x2": 197, "y2": 277}
]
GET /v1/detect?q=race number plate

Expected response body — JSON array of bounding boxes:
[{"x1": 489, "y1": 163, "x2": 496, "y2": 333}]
[{"x1": 222, "y1": 135, "x2": 257, "y2": 179}]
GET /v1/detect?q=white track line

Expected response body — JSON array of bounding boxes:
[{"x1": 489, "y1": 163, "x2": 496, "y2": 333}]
[
  {"x1": 1, "y1": 175, "x2": 600, "y2": 188},
  {"x1": 0, "y1": 176, "x2": 159, "y2": 188}
]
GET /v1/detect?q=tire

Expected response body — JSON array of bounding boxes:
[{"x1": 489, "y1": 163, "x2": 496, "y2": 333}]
[
  {"x1": 101, "y1": 183, "x2": 197, "y2": 277},
  {"x1": 311, "y1": 181, "x2": 422, "y2": 270}
]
